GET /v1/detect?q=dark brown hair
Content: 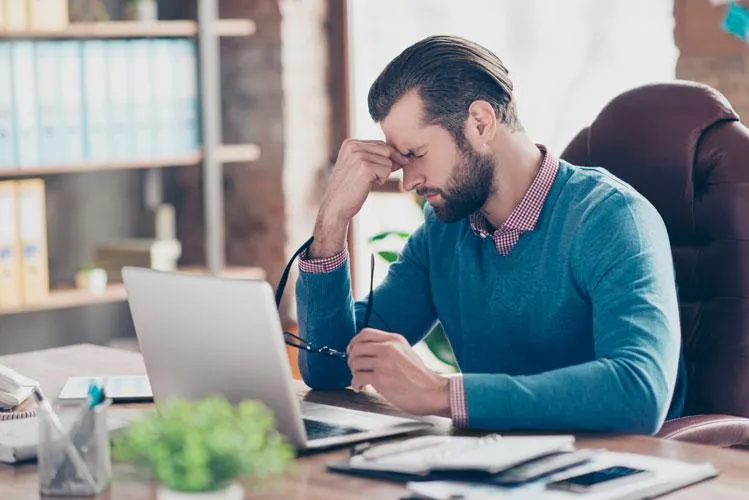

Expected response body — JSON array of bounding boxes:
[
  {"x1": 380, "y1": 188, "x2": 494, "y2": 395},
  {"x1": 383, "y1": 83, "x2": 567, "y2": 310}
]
[{"x1": 368, "y1": 35, "x2": 521, "y2": 147}]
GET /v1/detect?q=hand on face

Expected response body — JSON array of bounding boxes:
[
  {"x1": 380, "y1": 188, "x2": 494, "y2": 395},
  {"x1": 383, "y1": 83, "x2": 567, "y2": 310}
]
[
  {"x1": 346, "y1": 328, "x2": 450, "y2": 416},
  {"x1": 321, "y1": 139, "x2": 409, "y2": 224}
]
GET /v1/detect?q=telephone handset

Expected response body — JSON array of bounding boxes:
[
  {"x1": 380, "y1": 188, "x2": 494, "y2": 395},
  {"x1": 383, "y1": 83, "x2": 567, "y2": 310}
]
[{"x1": 0, "y1": 363, "x2": 39, "y2": 412}]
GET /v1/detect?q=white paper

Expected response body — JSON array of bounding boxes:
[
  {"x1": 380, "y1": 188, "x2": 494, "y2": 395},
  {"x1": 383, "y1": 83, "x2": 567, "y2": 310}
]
[{"x1": 407, "y1": 451, "x2": 718, "y2": 500}]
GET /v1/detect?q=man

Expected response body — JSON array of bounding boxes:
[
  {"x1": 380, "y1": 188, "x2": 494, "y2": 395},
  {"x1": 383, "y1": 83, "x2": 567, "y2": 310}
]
[{"x1": 295, "y1": 35, "x2": 686, "y2": 433}]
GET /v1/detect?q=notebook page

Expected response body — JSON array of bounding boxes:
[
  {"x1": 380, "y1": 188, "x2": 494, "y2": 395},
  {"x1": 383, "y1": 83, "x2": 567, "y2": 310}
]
[
  {"x1": 349, "y1": 435, "x2": 479, "y2": 474},
  {"x1": 428, "y1": 435, "x2": 576, "y2": 472}
]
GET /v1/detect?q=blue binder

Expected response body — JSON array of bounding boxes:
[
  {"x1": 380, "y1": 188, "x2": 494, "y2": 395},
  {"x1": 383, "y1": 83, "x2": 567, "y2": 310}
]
[
  {"x1": 106, "y1": 40, "x2": 134, "y2": 161},
  {"x1": 10, "y1": 41, "x2": 39, "y2": 168},
  {"x1": 57, "y1": 41, "x2": 85, "y2": 165},
  {"x1": 0, "y1": 42, "x2": 15, "y2": 169},
  {"x1": 82, "y1": 40, "x2": 110, "y2": 163},
  {"x1": 175, "y1": 39, "x2": 199, "y2": 154},
  {"x1": 35, "y1": 42, "x2": 63, "y2": 166},
  {"x1": 151, "y1": 39, "x2": 176, "y2": 157},
  {"x1": 129, "y1": 39, "x2": 154, "y2": 160}
]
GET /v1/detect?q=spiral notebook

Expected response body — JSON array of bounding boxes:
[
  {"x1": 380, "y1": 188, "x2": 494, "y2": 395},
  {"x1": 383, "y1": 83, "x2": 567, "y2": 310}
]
[{"x1": 331, "y1": 434, "x2": 576, "y2": 477}]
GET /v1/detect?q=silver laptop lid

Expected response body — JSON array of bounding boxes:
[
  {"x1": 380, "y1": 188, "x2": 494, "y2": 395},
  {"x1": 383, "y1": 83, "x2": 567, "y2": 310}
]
[{"x1": 121, "y1": 266, "x2": 308, "y2": 448}]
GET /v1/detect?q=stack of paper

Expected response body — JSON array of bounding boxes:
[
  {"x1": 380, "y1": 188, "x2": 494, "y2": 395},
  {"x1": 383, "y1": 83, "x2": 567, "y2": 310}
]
[{"x1": 406, "y1": 451, "x2": 718, "y2": 500}]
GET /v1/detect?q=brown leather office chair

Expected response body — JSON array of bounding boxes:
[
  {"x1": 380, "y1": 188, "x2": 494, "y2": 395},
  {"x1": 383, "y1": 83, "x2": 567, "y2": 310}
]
[{"x1": 562, "y1": 81, "x2": 749, "y2": 448}]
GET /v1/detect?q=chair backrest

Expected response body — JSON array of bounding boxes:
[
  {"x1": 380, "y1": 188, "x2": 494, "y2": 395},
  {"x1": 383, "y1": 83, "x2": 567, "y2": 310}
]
[{"x1": 561, "y1": 81, "x2": 749, "y2": 418}]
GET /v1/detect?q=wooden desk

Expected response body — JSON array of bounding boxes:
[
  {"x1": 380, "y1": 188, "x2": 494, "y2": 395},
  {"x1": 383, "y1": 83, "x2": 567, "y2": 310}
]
[{"x1": 2, "y1": 344, "x2": 749, "y2": 499}]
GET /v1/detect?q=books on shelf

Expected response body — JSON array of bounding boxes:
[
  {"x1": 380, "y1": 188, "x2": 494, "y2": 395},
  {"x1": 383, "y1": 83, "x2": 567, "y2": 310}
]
[
  {"x1": 0, "y1": 37, "x2": 199, "y2": 170},
  {"x1": 27, "y1": 0, "x2": 68, "y2": 31},
  {"x1": 0, "y1": 0, "x2": 28, "y2": 32},
  {"x1": 0, "y1": 181, "x2": 23, "y2": 309},
  {"x1": 0, "y1": 178, "x2": 48, "y2": 310},
  {"x1": 0, "y1": 0, "x2": 68, "y2": 32}
]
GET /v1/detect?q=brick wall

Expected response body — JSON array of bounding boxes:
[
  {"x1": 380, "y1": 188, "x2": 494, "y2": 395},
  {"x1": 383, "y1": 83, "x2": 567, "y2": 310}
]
[
  {"x1": 675, "y1": 0, "x2": 749, "y2": 122},
  {"x1": 176, "y1": 0, "x2": 336, "y2": 325}
]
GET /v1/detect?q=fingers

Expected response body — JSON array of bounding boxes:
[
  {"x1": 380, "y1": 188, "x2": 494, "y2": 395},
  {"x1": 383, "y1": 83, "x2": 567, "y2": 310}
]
[
  {"x1": 357, "y1": 151, "x2": 394, "y2": 169},
  {"x1": 351, "y1": 372, "x2": 375, "y2": 391},
  {"x1": 344, "y1": 139, "x2": 410, "y2": 166},
  {"x1": 344, "y1": 139, "x2": 393, "y2": 159},
  {"x1": 347, "y1": 328, "x2": 396, "y2": 355},
  {"x1": 390, "y1": 149, "x2": 410, "y2": 168}
]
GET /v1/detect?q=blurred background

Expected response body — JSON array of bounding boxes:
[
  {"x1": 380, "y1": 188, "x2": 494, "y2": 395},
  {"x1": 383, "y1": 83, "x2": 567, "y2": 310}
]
[{"x1": 0, "y1": 0, "x2": 747, "y2": 374}]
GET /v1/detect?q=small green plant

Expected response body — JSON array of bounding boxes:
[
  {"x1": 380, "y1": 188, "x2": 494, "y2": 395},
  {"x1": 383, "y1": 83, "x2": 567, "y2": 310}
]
[
  {"x1": 79, "y1": 261, "x2": 98, "y2": 272},
  {"x1": 111, "y1": 396, "x2": 295, "y2": 493}
]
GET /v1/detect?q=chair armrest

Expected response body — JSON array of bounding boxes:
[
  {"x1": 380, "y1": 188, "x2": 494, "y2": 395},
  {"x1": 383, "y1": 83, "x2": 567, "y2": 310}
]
[{"x1": 656, "y1": 414, "x2": 749, "y2": 447}]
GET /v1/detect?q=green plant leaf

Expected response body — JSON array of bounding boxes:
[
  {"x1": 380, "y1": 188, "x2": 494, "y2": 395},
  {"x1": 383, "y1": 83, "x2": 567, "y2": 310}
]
[
  {"x1": 111, "y1": 396, "x2": 294, "y2": 492},
  {"x1": 368, "y1": 230, "x2": 411, "y2": 243},
  {"x1": 376, "y1": 250, "x2": 400, "y2": 263},
  {"x1": 423, "y1": 324, "x2": 458, "y2": 367}
]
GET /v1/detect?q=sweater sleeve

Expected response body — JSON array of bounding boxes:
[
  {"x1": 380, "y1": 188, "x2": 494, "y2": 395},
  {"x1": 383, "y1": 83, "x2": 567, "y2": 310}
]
[
  {"x1": 295, "y1": 220, "x2": 439, "y2": 390},
  {"x1": 462, "y1": 192, "x2": 681, "y2": 434}
]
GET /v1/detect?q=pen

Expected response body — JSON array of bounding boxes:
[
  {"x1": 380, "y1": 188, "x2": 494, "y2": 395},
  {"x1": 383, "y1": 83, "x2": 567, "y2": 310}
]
[
  {"x1": 32, "y1": 386, "x2": 97, "y2": 490},
  {"x1": 50, "y1": 383, "x2": 106, "y2": 488},
  {"x1": 359, "y1": 435, "x2": 451, "y2": 461}
]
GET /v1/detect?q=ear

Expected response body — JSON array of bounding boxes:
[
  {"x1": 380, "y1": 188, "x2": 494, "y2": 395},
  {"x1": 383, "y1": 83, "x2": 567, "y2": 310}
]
[{"x1": 464, "y1": 100, "x2": 497, "y2": 152}]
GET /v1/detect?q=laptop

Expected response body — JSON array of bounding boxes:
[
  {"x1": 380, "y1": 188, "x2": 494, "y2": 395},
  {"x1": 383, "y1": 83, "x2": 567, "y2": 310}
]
[{"x1": 120, "y1": 266, "x2": 432, "y2": 451}]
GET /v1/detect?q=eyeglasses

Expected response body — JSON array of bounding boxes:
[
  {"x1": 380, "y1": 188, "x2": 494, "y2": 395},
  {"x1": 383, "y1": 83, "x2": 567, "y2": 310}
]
[{"x1": 275, "y1": 237, "x2": 375, "y2": 359}]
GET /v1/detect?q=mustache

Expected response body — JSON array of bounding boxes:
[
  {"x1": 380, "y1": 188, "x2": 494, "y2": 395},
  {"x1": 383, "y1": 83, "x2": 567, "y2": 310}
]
[{"x1": 416, "y1": 187, "x2": 444, "y2": 197}]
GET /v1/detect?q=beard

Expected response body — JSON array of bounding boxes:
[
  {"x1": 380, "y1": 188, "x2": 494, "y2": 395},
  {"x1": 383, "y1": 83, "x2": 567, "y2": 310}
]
[{"x1": 418, "y1": 144, "x2": 495, "y2": 223}]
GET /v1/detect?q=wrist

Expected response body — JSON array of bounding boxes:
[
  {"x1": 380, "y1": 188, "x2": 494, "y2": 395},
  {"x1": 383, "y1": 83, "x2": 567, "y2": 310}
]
[
  {"x1": 430, "y1": 375, "x2": 452, "y2": 418},
  {"x1": 310, "y1": 209, "x2": 349, "y2": 259}
]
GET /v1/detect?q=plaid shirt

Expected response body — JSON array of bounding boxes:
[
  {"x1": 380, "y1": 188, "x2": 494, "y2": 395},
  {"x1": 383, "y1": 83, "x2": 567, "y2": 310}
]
[{"x1": 300, "y1": 146, "x2": 560, "y2": 428}]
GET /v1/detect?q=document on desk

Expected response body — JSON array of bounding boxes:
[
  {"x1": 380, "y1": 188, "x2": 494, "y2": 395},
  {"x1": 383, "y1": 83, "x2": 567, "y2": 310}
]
[
  {"x1": 406, "y1": 451, "x2": 718, "y2": 500},
  {"x1": 0, "y1": 408, "x2": 151, "y2": 464},
  {"x1": 335, "y1": 434, "x2": 576, "y2": 475}
]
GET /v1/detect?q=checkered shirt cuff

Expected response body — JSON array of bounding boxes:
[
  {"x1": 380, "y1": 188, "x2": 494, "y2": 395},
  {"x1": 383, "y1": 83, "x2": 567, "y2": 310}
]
[
  {"x1": 298, "y1": 247, "x2": 348, "y2": 274},
  {"x1": 449, "y1": 374, "x2": 468, "y2": 428}
]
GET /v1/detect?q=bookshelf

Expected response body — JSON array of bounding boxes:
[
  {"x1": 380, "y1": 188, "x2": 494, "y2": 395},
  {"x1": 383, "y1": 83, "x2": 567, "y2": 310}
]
[
  {"x1": 0, "y1": 4, "x2": 262, "y2": 317},
  {"x1": 0, "y1": 144, "x2": 261, "y2": 178},
  {"x1": 0, "y1": 266, "x2": 266, "y2": 317},
  {"x1": 0, "y1": 19, "x2": 256, "y2": 39}
]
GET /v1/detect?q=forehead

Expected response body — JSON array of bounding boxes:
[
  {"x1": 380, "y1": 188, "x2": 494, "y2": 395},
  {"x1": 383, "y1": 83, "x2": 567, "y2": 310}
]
[{"x1": 380, "y1": 90, "x2": 449, "y2": 152}]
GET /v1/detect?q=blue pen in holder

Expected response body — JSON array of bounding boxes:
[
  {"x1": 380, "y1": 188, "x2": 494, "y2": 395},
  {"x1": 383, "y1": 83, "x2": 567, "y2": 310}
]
[{"x1": 37, "y1": 397, "x2": 113, "y2": 496}]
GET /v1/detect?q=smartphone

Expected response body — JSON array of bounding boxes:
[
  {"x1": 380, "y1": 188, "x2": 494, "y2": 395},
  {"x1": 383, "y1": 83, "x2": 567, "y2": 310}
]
[{"x1": 545, "y1": 465, "x2": 654, "y2": 493}]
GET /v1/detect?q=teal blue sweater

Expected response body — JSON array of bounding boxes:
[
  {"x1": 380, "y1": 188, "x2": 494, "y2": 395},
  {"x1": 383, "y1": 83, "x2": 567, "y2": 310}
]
[{"x1": 296, "y1": 161, "x2": 686, "y2": 434}]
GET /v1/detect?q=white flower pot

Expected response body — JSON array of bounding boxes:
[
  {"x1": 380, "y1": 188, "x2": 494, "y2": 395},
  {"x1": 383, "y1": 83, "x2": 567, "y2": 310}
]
[
  {"x1": 122, "y1": 1, "x2": 158, "y2": 22},
  {"x1": 75, "y1": 268, "x2": 108, "y2": 295},
  {"x1": 157, "y1": 483, "x2": 244, "y2": 500}
]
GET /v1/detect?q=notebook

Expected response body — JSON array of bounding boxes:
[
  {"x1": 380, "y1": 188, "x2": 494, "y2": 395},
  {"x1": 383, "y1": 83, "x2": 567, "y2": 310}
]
[
  {"x1": 405, "y1": 451, "x2": 718, "y2": 499},
  {"x1": 58, "y1": 375, "x2": 153, "y2": 403},
  {"x1": 331, "y1": 434, "x2": 576, "y2": 477},
  {"x1": 0, "y1": 408, "x2": 151, "y2": 464}
]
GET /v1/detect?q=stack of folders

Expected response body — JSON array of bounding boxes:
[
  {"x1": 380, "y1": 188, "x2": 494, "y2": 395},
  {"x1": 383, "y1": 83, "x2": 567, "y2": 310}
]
[
  {"x1": 0, "y1": 37, "x2": 199, "y2": 169},
  {"x1": 0, "y1": 179, "x2": 49, "y2": 310},
  {"x1": 328, "y1": 434, "x2": 718, "y2": 500}
]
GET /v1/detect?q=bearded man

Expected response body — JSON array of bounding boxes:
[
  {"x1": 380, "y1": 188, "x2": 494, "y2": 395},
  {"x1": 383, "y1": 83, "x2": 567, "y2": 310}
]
[{"x1": 294, "y1": 35, "x2": 686, "y2": 434}]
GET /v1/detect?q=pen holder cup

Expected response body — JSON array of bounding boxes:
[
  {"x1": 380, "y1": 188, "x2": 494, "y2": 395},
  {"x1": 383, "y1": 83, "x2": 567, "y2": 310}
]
[{"x1": 38, "y1": 400, "x2": 113, "y2": 497}]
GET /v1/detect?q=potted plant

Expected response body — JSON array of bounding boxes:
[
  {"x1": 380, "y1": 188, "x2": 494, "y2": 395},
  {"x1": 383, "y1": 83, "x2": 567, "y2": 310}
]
[
  {"x1": 75, "y1": 262, "x2": 108, "y2": 295},
  {"x1": 111, "y1": 396, "x2": 294, "y2": 500},
  {"x1": 122, "y1": 0, "x2": 158, "y2": 22}
]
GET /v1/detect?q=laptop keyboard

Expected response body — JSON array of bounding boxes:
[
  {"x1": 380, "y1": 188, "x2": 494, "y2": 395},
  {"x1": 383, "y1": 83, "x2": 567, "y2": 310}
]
[{"x1": 303, "y1": 419, "x2": 362, "y2": 440}]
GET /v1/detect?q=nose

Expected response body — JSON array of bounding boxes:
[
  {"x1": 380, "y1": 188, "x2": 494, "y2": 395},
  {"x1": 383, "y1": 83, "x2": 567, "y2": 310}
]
[{"x1": 402, "y1": 165, "x2": 425, "y2": 193}]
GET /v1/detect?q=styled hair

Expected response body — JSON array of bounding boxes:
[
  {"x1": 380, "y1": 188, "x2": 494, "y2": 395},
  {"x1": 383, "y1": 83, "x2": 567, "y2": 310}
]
[{"x1": 368, "y1": 35, "x2": 522, "y2": 147}]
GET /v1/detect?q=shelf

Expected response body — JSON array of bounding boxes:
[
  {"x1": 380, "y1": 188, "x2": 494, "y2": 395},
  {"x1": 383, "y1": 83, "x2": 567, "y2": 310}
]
[
  {"x1": 0, "y1": 19, "x2": 256, "y2": 40},
  {"x1": 0, "y1": 144, "x2": 261, "y2": 178},
  {"x1": 0, "y1": 266, "x2": 266, "y2": 316}
]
